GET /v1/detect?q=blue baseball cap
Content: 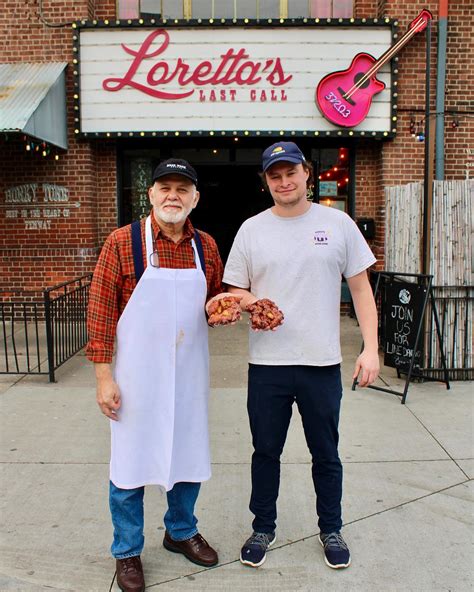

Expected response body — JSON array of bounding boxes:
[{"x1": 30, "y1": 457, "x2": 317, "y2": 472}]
[{"x1": 262, "y1": 141, "x2": 306, "y2": 172}]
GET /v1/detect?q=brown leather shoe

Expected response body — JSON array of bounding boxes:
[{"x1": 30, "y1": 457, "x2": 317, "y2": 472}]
[
  {"x1": 116, "y1": 556, "x2": 145, "y2": 592},
  {"x1": 163, "y1": 531, "x2": 218, "y2": 567}
]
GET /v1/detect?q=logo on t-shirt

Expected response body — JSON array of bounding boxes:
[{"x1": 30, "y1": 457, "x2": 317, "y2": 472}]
[{"x1": 314, "y1": 230, "x2": 329, "y2": 245}]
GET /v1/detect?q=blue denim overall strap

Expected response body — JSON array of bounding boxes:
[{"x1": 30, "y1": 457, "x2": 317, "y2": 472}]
[
  {"x1": 131, "y1": 219, "x2": 206, "y2": 279},
  {"x1": 131, "y1": 220, "x2": 144, "y2": 282},
  {"x1": 192, "y1": 229, "x2": 206, "y2": 276}
]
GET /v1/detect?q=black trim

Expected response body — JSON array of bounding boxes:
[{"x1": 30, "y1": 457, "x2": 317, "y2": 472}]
[
  {"x1": 348, "y1": 145, "x2": 356, "y2": 219},
  {"x1": 73, "y1": 17, "x2": 396, "y2": 28}
]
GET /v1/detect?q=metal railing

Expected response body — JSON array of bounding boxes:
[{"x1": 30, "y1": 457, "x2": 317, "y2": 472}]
[
  {"x1": 423, "y1": 285, "x2": 474, "y2": 381},
  {"x1": 1, "y1": 274, "x2": 92, "y2": 382}
]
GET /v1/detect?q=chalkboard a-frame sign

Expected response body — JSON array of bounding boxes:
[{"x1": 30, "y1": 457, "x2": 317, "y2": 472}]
[
  {"x1": 383, "y1": 281, "x2": 425, "y2": 371},
  {"x1": 352, "y1": 272, "x2": 450, "y2": 404}
]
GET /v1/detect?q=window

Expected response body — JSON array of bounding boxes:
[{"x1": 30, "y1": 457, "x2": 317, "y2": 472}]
[
  {"x1": 139, "y1": 1, "x2": 183, "y2": 18},
  {"x1": 118, "y1": 0, "x2": 139, "y2": 19},
  {"x1": 288, "y1": 0, "x2": 308, "y2": 18},
  {"x1": 309, "y1": 0, "x2": 353, "y2": 18},
  {"x1": 312, "y1": 146, "x2": 351, "y2": 213},
  {"x1": 117, "y1": 0, "x2": 353, "y2": 20}
]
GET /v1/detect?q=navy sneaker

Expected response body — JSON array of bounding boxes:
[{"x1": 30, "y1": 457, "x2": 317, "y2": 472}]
[
  {"x1": 240, "y1": 532, "x2": 276, "y2": 567},
  {"x1": 319, "y1": 532, "x2": 351, "y2": 569}
]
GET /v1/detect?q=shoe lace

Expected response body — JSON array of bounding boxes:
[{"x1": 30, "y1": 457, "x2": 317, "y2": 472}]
[
  {"x1": 246, "y1": 532, "x2": 273, "y2": 550},
  {"x1": 322, "y1": 532, "x2": 348, "y2": 551},
  {"x1": 121, "y1": 556, "x2": 141, "y2": 574}
]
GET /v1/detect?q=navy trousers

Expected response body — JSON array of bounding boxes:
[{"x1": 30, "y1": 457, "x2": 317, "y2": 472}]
[{"x1": 247, "y1": 363, "x2": 343, "y2": 534}]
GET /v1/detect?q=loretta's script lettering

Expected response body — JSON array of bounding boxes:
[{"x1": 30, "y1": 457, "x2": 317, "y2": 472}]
[{"x1": 103, "y1": 29, "x2": 293, "y2": 100}]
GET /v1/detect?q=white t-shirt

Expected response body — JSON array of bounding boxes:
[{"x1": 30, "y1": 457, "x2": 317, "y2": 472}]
[{"x1": 223, "y1": 204, "x2": 376, "y2": 366}]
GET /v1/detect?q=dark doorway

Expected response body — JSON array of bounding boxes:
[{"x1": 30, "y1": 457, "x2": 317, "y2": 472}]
[{"x1": 190, "y1": 164, "x2": 272, "y2": 262}]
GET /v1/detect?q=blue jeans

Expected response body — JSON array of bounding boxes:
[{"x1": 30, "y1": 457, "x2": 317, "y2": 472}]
[
  {"x1": 247, "y1": 364, "x2": 343, "y2": 535},
  {"x1": 109, "y1": 481, "x2": 201, "y2": 559}
]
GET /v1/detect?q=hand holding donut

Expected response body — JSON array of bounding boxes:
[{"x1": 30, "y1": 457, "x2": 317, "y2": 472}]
[
  {"x1": 247, "y1": 298, "x2": 284, "y2": 331},
  {"x1": 206, "y1": 293, "x2": 243, "y2": 327}
]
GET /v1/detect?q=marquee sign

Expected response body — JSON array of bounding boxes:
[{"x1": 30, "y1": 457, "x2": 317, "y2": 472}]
[{"x1": 74, "y1": 19, "x2": 398, "y2": 138}]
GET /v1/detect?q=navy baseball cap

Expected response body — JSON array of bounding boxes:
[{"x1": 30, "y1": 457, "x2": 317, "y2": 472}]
[
  {"x1": 152, "y1": 158, "x2": 198, "y2": 185},
  {"x1": 262, "y1": 142, "x2": 306, "y2": 172}
]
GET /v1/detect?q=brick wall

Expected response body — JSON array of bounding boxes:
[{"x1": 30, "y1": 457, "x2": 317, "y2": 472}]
[
  {"x1": 0, "y1": 0, "x2": 117, "y2": 291},
  {"x1": 443, "y1": 0, "x2": 474, "y2": 179},
  {"x1": 1, "y1": 0, "x2": 472, "y2": 291},
  {"x1": 354, "y1": 0, "x2": 474, "y2": 272}
]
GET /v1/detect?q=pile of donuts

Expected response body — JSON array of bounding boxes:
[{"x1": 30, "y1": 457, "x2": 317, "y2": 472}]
[{"x1": 207, "y1": 294, "x2": 284, "y2": 330}]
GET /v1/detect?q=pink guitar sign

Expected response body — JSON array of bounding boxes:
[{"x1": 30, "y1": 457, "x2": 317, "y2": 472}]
[{"x1": 316, "y1": 10, "x2": 432, "y2": 128}]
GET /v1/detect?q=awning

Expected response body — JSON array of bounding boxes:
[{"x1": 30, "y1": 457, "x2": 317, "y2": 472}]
[{"x1": 0, "y1": 62, "x2": 68, "y2": 150}]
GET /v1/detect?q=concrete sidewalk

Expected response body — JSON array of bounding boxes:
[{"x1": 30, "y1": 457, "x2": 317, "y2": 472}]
[{"x1": 0, "y1": 317, "x2": 472, "y2": 591}]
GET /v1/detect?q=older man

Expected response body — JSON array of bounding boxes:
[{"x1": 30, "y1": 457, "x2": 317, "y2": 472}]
[
  {"x1": 87, "y1": 159, "x2": 232, "y2": 592},
  {"x1": 224, "y1": 141, "x2": 379, "y2": 570}
]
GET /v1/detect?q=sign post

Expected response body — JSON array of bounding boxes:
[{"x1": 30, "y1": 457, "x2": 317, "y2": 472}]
[{"x1": 352, "y1": 271, "x2": 450, "y2": 403}]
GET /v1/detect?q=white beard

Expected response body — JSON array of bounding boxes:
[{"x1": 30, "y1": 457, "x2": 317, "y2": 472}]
[{"x1": 155, "y1": 203, "x2": 193, "y2": 224}]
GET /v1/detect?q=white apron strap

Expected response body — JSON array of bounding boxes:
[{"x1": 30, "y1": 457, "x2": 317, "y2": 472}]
[
  {"x1": 145, "y1": 215, "x2": 154, "y2": 262},
  {"x1": 146, "y1": 215, "x2": 202, "y2": 271}
]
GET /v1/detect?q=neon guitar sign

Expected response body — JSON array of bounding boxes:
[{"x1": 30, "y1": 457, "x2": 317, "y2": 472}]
[{"x1": 316, "y1": 10, "x2": 432, "y2": 128}]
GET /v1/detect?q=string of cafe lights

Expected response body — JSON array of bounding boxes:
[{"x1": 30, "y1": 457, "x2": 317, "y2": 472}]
[
  {"x1": 23, "y1": 136, "x2": 60, "y2": 159},
  {"x1": 318, "y1": 147, "x2": 350, "y2": 190},
  {"x1": 409, "y1": 110, "x2": 472, "y2": 142},
  {"x1": 2, "y1": 134, "x2": 61, "y2": 160}
]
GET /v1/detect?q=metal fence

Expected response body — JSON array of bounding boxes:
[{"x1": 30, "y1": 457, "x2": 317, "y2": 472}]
[
  {"x1": 424, "y1": 285, "x2": 474, "y2": 381},
  {"x1": 1, "y1": 274, "x2": 92, "y2": 382},
  {"x1": 384, "y1": 179, "x2": 473, "y2": 381}
]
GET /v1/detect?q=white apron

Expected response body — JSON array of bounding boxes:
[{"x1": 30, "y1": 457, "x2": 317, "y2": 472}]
[{"x1": 110, "y1": 216, "x2": 211, "y2": 490}]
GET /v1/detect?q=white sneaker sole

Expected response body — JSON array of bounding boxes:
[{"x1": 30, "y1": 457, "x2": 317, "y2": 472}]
[
  {"x1": 240, "y1": 534, "x2": 276, "y2": 568},
  {"x1": 318, "y1": 535, "x2": 351, "y2": 569}
]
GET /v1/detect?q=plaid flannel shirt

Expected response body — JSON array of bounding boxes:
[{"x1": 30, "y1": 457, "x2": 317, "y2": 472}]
[{"x1": 86, "y1": 213, "x2": 223, "y2": 363}]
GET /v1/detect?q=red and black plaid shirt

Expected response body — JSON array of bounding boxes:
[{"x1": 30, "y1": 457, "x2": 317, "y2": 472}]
[{"x1": 86, "y1": 213, "x2": 223, "y2": 363}]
